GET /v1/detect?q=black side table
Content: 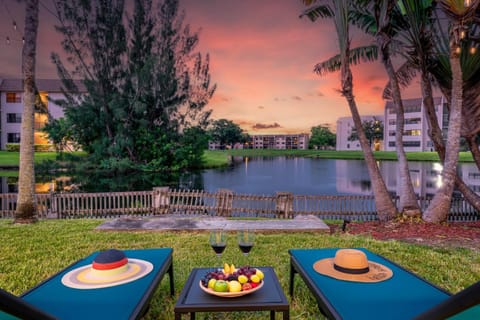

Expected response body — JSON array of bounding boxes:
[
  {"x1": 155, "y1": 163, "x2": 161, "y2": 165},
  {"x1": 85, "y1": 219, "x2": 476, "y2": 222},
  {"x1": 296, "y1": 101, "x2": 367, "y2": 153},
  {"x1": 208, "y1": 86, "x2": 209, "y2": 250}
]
[{"x1": 174, "y1": 267, "x2": 289, "y2": 319}]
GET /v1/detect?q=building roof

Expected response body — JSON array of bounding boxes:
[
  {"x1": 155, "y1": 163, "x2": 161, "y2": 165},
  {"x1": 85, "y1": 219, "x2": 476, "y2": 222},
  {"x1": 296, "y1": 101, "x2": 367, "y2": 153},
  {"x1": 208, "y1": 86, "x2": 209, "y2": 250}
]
[
  {"x1": 385, "y1": 97, "x2": 444, "y2": 109},
  {"x1": 336, "y1": 115, "x2": 384, "y2": 122},
  {"x1": 0, "y1": 78, "x2": 86, "y2": 92}
]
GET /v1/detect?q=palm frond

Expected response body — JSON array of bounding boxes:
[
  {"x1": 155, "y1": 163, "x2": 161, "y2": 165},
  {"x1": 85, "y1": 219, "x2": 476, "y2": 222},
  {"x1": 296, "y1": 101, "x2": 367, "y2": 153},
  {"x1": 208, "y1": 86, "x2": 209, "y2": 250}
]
[
  {"x1": 382, "y1": 61, "x2": 418, "y2": 99},
  {"x1": 300, "y1": 4, "x2": 334, "y2": 21},
  {"x1": 349, "y1": 5, "x2": 377, "y2": 35},
  {"x1": 313, "y1": 45, "x2": 378, "y2": 75}
]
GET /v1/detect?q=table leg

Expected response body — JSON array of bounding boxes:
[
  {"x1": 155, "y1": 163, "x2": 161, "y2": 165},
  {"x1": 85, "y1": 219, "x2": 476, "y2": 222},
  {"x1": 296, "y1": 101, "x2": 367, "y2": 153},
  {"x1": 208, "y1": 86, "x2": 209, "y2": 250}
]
[
  {"x1": 289, "y1": 260, "x2": 296, "y2": 297},
  {"x1": 168, "y1": 262, "x2": 175, "y2": 296},
  {"x1": 283, "y1": 310, "x2": 290, "y2": 320},
  {"x1": 190, "y1": 312, "x2": 195, "y2": 320},
  {"x1": 270, "y1": 310, "x2": 275, "y2": 320}
]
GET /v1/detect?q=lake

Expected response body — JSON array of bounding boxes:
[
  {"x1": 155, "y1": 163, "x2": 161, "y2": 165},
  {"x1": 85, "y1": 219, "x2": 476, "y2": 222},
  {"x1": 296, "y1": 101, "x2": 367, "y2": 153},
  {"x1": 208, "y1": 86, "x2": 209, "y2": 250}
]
[
  {"x1": 3, "y1": 157, "x2": 480, "y2": 197},
  {"x1": 198, "y1": 157, "x2": 480, "y2": 198}
]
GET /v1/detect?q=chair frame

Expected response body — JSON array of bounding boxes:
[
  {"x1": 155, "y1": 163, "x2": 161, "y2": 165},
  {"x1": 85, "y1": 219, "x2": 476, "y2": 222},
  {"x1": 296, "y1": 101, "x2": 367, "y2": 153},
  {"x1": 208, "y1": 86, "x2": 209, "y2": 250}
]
[{"x1": 0, "y1": 248, "x2": 174, "y2": 320}]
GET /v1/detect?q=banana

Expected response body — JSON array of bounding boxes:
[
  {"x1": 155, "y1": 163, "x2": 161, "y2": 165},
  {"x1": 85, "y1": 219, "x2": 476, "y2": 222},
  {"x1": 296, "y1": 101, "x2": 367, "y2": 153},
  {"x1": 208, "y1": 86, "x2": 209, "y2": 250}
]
[
  {"x1": 223, "y1": 263, "x2": 237, "y2": 275},
  {"x1": 223, "y1": 263, "x2": 230, "y2": 274}
]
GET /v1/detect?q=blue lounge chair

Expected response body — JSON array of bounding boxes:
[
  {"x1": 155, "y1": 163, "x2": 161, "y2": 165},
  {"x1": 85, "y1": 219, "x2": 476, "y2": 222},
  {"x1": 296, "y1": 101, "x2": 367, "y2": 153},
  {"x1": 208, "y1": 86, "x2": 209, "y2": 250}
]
[
  {"x1": 0, "y1": 248, "x2": 174, "y2": 320},
  {"x1": 289, "y1": 248, "x2": 480, "y2": 320}
]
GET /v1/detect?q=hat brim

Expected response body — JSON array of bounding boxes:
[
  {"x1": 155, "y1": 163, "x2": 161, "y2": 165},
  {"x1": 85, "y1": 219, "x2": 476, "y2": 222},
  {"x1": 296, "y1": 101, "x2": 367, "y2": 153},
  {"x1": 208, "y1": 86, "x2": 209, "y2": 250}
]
[
  {"x1": 313, "y1": 258, "x2": 393, "y2": 283},
  {"x1": 61, "y1": 258, "x2": 153, "y2": 289}
]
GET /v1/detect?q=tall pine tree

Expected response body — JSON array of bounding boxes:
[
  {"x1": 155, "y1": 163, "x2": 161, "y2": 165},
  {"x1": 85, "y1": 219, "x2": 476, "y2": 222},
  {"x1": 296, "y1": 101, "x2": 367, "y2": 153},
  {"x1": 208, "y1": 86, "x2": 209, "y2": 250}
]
[{"x1": 49, "y1": 0, "x2": 215, "y2": 172}]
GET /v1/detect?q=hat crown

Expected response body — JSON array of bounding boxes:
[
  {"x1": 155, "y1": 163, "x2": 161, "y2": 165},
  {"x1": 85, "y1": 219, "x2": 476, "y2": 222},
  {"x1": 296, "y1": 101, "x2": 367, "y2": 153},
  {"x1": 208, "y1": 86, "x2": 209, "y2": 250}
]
[{"x1": 333, "y1": 249, "x2": 369, "y2": 270}]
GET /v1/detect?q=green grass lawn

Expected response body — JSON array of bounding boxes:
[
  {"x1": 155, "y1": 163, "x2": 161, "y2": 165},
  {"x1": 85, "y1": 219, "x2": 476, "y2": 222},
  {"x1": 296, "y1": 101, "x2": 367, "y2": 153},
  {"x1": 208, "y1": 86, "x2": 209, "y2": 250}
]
[
  {"x1": 203, "y1": 149, "x2": 474, "y2": 168},
  {"x1": 0, "y1": 150, "x2": 473, "y2": 171},
  {"x1": 0, "y1": 151, "x2": 86, "y2": 167},
  {"x1": 0, "y1": 219, "x2": 478, "y2": 320}
]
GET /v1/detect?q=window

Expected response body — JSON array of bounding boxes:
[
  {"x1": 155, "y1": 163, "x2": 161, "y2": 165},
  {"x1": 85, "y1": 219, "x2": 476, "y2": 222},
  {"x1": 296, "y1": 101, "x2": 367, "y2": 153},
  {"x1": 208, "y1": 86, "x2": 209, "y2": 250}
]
[
  {"x1": 389, "y1": 131, "x2": 395, "y2": 137},
  {"x1": 405, "y1": 118, "x2": 421, "y2": 125},
  {"x1": 388, "y1": 119, "x2": 396, "y2": 125},
  {"x1": 6, "y1": 113, "x2": 22, "y2": 123},
  {"x1": 404, "y1": 105, "x2": 421, "y2": 113},
  {"x1": 6, "y1": 92, "x2": 21, "y2": 103},
  {"x1": 403, "y1": 141, "x2": 421, "y2": 147},
  {"x1": 7, "y1": 133, "x2": 21, "y2": 143},
  {"x1": 389, "y1": 141, "x2": 396, "y2": 147},
  {"x1": 468, "y1": 173, "x2": 480, "y2": 179},
  {"x1": 404, "y1": 129, "x2": 421, "y2": 136}
]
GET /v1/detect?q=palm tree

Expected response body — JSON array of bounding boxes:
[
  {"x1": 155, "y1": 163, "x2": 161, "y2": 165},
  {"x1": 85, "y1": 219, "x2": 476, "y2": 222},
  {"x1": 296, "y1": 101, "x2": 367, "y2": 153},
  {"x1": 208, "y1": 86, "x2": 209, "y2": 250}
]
[
  {"x1": 301, "y1": 0, "x2": 398, "y2": 221},
  {"x1": 395, "y1": 0, "x2": 480, "y2": 214},
  {"x1": 423, "y1": 0, "x2": 479, "y2": 222},
  {"x1": 354, "y1": 0, "x2": 421, "y2": 216},
  {"x1": 15, "y1": 0, "x2": 39, "y2": 224}
]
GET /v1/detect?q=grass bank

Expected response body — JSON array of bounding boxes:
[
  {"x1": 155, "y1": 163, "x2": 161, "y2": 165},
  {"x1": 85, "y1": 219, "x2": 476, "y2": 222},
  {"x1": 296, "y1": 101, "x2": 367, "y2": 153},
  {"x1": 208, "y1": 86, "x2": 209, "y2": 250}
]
[
  {"x1": 0, "y1": 149, "x2": 473, "y2": 172},
  {"x1": 0, "y1": 219, "x2": 478, "y2": 320},
  {"x1": 203, "y1": 149, "x2": 474, "y2": 168}
]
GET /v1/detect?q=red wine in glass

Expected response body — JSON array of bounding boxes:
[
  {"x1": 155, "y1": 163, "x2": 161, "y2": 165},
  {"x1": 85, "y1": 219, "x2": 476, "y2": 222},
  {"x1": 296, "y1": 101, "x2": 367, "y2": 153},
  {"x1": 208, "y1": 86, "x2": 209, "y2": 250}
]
[
  {"x1": 238, "y1": 230, "x2": 255, "y2": 257},
  {"x1": 209, "y1": 230, "x2": 227, "y2": 267},
  {"x1": 239, "y1": 243, "x2": 253, "y2": 255},
  {"x1": 211, "y1": 243, "x2": 226, "y2": 256}
]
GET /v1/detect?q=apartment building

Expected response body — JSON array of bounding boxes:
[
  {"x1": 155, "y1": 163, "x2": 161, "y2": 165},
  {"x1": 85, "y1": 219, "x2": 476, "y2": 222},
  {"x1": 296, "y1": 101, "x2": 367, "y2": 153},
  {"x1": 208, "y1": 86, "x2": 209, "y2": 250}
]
[
  {"x1": 249, "y1": 134, "x2": 309, "y2": 150},
  {"x1": 383, "y1": 96, "x2": 447, "y2": 152},
  {"x1": 336, "y1": 115, "x2": 384, "y2": 151},
  {"x1": 0, "y1": 78, "x2": 76, "y2": 150}
]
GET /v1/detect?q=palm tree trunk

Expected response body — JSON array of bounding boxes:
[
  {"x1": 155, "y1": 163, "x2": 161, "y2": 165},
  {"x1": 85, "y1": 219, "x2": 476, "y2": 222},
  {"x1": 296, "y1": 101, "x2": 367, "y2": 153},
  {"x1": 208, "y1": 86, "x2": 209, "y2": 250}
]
[
  {"x1": 420, "y1": 73, "x2": 446, "y2": 158},
  {"x1": 423, "y1": 51, "x2": 463, "y2": 223},
  {"x1": 380, "y1": 42, "x2": 420, "y2": 216},
  {"x1": 421, "y1": 73, "x2": 480, "y2": 212},
  {"x1": 15, "y1": 0, "x2": 39, "y2": 223},
  {"x1": 423, "y1": 76, "x2": 480, "y2": 210},
  {"x1": 339, "y1": 48, "x2": 397, "y2": 220}
]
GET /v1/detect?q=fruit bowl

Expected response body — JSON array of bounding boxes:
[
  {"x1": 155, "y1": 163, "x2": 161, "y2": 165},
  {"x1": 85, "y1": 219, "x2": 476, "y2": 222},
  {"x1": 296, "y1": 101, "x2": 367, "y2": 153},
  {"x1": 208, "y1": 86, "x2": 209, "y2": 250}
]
[
  {"x1": 199, "y1": 264, "x2": 265, "y2": 298},
  {"x1": 199, "y1": 279, "x2": 264, "y2": 297}
]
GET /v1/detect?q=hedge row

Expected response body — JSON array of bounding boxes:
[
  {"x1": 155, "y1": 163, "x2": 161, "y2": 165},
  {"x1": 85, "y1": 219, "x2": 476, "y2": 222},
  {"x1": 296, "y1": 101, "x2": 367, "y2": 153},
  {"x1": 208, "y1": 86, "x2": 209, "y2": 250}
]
[{"x1": 5, "y1": 144, "x2": 54, "y2": 152}]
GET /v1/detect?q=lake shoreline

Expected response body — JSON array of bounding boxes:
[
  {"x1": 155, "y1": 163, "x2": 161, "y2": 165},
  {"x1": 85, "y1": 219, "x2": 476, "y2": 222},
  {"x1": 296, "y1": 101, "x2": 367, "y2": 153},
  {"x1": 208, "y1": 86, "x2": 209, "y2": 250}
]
[{"x1": 203, "y1": 149, "x2": 474, "y2": 168}]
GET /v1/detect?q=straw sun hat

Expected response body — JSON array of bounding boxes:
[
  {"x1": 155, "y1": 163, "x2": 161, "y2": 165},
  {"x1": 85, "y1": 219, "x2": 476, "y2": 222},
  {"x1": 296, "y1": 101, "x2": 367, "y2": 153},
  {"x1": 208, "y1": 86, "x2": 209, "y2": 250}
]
[
  {"x1": 62, "y1": 249, "x2": 153, "y2": 289},
  {"x1": 313, "y1": 249, "x2": 393, "y2": 283}
]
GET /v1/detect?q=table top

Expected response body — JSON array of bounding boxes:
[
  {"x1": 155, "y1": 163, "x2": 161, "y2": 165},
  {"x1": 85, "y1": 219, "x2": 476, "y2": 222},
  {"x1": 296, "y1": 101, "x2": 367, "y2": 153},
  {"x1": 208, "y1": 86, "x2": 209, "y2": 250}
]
[
  {"x1": 289, "y1": 248, "x2": 452, "y2": 320},
  {"x1": 18, "y1": 248, "x2": 172, "y2": 320},
  {"x1": 175, "y1": 267, "x2": 289, "y2": 313}
]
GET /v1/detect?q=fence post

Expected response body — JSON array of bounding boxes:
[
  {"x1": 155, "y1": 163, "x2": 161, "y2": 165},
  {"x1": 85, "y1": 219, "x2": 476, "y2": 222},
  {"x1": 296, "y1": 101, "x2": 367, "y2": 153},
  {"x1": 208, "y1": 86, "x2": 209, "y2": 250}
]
[
  {"x1": 49, "y1": 192, "x2": 59, "y2": 219},
  {"x1": 215, "y1": 188, "x2": 233, "y2": 217},
  {"x1": 275, "y1": 192, "x2": 293, "y2": 218},
  {"x1": 153, "y1": 187, "x2": 170, "y2": 214}
]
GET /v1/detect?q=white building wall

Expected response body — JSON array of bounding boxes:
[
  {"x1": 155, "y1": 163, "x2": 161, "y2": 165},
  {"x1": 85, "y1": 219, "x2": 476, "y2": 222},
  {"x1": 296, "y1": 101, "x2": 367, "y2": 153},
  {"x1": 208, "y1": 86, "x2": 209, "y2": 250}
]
[
  {"x1": 0, "y1": 79, "x2": 81, "y2": 150},
  {"x1": 249, "y1": 134, "x2": 309, "y2": 150},
  {"x1": 0, "y1": 92, "x2": 67, "y2": 149},
  {"x1": 336, "y1": 115, "x2": 384, "y2": 151},
  {"x1": 383, "y1": 97, "x2": 446, "y2": 152}
]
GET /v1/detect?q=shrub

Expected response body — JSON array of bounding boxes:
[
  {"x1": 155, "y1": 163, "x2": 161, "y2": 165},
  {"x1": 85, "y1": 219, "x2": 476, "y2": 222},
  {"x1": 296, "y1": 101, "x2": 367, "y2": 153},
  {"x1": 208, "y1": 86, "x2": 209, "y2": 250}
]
[{"x1": 5, "y1": 144, "x2": 54, "y2": 152}]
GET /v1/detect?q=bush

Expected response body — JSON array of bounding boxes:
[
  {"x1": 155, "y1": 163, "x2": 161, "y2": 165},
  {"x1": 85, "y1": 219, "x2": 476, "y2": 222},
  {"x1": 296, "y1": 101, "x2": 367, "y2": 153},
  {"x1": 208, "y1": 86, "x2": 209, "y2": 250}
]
[{"x1": 5, "y1": 144, "x2": 54, "y2": 152}]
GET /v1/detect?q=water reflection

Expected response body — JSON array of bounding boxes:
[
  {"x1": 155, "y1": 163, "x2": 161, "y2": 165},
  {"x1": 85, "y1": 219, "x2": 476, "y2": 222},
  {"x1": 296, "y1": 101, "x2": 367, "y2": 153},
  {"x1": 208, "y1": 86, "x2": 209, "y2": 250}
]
[
  {"x1": 201, "y1": 157, "x2": 480, "y2": 197},
  {"x1": 2, "y1": 157, "x2": 480, "y2": 196}
]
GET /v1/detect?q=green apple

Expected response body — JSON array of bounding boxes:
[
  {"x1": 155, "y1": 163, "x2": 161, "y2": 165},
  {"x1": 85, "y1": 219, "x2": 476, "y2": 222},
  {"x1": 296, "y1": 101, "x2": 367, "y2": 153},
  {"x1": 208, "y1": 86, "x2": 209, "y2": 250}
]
[{"x1": 213, "y1": 280, "x2": 228, "y2": 292}]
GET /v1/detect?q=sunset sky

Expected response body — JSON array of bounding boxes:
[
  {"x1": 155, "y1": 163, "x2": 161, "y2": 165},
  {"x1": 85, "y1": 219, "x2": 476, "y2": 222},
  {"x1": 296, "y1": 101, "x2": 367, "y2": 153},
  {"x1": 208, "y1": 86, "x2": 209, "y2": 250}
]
[{"x1": 0, "y1": 0, "x2": 424, "y2": 134}]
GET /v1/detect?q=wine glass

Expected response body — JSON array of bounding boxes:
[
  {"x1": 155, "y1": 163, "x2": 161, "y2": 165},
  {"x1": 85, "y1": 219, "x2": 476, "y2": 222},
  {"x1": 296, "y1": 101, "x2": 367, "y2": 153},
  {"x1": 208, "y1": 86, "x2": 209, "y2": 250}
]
[
  {"x1": 237, "y1": 229, "x2": 255, "y2": 262},
  {"x1": 209, "y1": 230, "x2": 227, "y2": 268}
]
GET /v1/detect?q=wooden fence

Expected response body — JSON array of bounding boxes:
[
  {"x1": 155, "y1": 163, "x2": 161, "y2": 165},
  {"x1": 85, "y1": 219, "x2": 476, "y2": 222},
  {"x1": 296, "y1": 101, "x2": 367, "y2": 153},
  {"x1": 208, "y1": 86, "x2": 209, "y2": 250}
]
[{"x1": 0, "y1": 187, "x2": 478, "y2": 221}]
